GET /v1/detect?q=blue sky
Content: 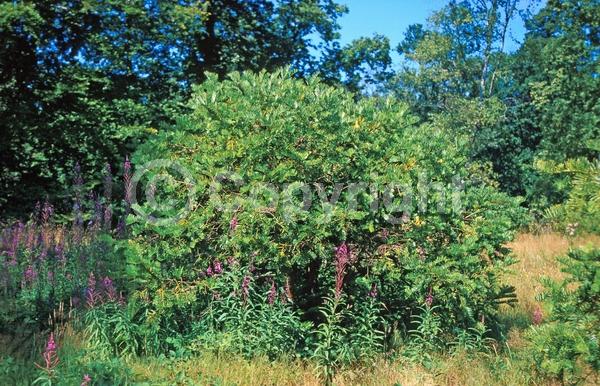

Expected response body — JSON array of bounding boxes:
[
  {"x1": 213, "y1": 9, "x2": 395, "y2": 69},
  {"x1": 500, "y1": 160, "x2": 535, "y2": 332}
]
[{"x1": 336, "y1": 0, "x2": 540, "y2": 68}]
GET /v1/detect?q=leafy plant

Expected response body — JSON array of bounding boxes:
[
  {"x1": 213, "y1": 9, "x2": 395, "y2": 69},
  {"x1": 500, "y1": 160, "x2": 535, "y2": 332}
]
[
  {"x1": 528, "y1": 247, "x2": 600, "y2": 384},
  {"x1": 537, "y1": 156, "x2": 600, "y2": 234},
  {"x1": 404, "y1": 306, "x2": 444, "y2": 365}
]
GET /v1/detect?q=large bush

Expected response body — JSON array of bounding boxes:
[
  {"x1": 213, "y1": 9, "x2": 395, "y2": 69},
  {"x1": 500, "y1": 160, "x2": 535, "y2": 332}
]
[{"x1": 124, "y1": 69, "x2": 524, "y2": 349}]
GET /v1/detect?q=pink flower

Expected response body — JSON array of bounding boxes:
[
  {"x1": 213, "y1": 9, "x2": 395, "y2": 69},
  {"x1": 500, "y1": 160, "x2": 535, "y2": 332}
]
[
  {"x1": 229, "y1": 216, "x2": 238, "y2": 232},
  {"x1": 213, "y1": 260, "x2": 223, "y2": 274},
  {"x1": 368, "y1": 283, "x2": 378, "y2": 298},
  {"x1": 102, "y1": 276, "x2": 117, "y2": 301},
  {"x1": 24, "y1": 265, "x2": 37, "y2": 284},
  {"x1": 425, "y1": 287, "x2": 434, "y2": 307},
  {"x1": 81, "y1": 373, "x2": 92, "y2": 386},
  {"x1": 124, "y1": 156, "x2": 134, "y2": 212},
  {"x1": 242, "y1": 275, "x2": 251, "y2": 303},
  {"x1": 36, "y1": 332, "x2": 59, "y2": 375}
]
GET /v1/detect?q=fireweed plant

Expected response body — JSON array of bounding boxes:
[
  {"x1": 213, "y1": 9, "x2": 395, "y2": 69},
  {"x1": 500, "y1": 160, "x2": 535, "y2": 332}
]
[
  {"x1": 313, "y1": 243, "x2": 385, "y2": 385},
  {"x1": 0, "y1": 160, "x2": 132, "y2": 385}
]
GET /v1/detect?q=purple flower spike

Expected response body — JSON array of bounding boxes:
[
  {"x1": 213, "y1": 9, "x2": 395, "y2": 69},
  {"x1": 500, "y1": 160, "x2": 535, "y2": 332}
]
[
  {"x1": 24, "y1": 265, "x2": 37, "y2": 284},
  {"x1": 124, "y1": 156, "x2": 133, "y2": 212},
  {"x1": 229, "y1": 216, "x2": 238, "y2": 232},
  {"x1": 213, "y1": 260, "x2": 223, "y2": 274},
  {"x1": 102, "y1": 276, "x2": 117, "y2": 301},
  {"x1": 41, "y1": 201, "x2": 54, "y2": 225},
  {"x1": 206, "y1": 266, "x2": 214, "y2": 277},
  {"x1": 425, "y1": 287, "x2": 434, "y2": 307},
  {"x1": 368, "y1": 283, "x2": 378, "y2": 298},
  {"x1": 86, "y1": 272, "x2": 98, "y2": 307},
  {"x1": 36, "y1": 332, "x2": 59, "y2": 375},
  {"x1": 241, "y1": 275, "x2": 251, "y2": 303}
]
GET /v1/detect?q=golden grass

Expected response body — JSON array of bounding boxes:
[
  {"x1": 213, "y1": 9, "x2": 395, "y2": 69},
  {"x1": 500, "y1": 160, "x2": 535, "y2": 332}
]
[{"x1": 505, "y1": 232, "x2": 600, "y2": 321}]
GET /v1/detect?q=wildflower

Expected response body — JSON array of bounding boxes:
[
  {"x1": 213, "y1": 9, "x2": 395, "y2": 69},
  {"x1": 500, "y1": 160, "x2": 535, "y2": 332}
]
[
  {"x1": 380, "y1": 228, "x2": 389, "y2": 240},
  {"x1": 24, "y1": 265, "x2": 37, "y2": 284},
  {"x1": 11, "y1": 221, "x2": 24, "y2": 254},
  {"x1": 229, "y1": 216, "x2": 238, "y2": 232},
  {"x1": 565, "y1": 223, "x2": 579, "y2": 237},
  {"x1": 368, "y1": 283, "x2": 378, "y2": 298},
  {"x1": 206, "y1": 266, "x2": 214, "y2": 277},
  {"x1": 532, "y1": 305, "x2": 543, "y2": 326},
  {"x1": 268, "y1": 280, "x2": 277, "y2": 305},
  {"x1": 81, "y1": 374, "x2": 92, "y2": 386},
  {"x1": 425, "y1": 287, "x2": 434, "y2": 307},
  {"x1": 102, "y1": 276, "x2": 117, "y2": 301},
  {"x1": 41, "y1": 201, "x2": 54, "y2": 225},
  {"x1": 35, "y1": 332, "x2": 59, "y2": 377},
  {"x1": 213, "y1": 260, "x2": 223, "y2": 274},
  {"x1": 334, "y1": 242, "x2": 349, "y2": 299},
  {"x1": 241, "y1": 275, "x2": 251, "y2": 303},
  {"x1": 41, "y1": 201, "x2": 54, "y2": 251},
  {"x1": 25, "y1": 224, "x2": 36, "y2": 252}
]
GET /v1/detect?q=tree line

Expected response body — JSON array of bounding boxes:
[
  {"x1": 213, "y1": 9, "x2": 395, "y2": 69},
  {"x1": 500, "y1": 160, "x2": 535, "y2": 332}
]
[{"x1": 1, "y1": 0, "x2": 598, "y2": 216}]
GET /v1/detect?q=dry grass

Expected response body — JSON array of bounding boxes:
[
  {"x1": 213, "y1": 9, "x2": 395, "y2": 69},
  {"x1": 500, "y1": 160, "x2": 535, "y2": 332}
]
[{"x1": 504, "y1": 232, "x2": 600, "y2": 322}]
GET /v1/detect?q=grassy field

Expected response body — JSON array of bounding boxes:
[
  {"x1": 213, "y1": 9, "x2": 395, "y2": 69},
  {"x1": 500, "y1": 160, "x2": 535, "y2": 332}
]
[{"x1": 119, "y1": 232, "x2": 599, "y2": 386}]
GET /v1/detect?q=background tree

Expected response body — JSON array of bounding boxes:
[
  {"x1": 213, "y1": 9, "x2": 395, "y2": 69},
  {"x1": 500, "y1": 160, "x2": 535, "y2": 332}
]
[{"x1": 0, "y1": 0, "x2": 359, "y2": 216}]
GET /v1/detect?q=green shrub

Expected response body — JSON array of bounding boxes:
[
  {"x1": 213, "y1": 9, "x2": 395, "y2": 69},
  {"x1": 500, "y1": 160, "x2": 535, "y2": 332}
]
[
  {"x1": 529, "y1": 247, "x2": 600, "y2": 384},
  {"x1": 537, "y1": 156, "x2": 600, "y2": 234},
  {"x1": 124, "y1": 69, "x2": 524, "y2": 352}
]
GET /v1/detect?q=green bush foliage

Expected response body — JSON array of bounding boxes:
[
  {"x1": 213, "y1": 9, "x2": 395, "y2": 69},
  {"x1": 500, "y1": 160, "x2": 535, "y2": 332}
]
[
  {"x1": 529, "y1": 247, "x2": 600, "y2": 384},
  {"x1": 537, "y1": 155, "x2": 600, "y2": 234},
  {"x1": 124, "y1": 69, "x2": 525, "y2": 350}
]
